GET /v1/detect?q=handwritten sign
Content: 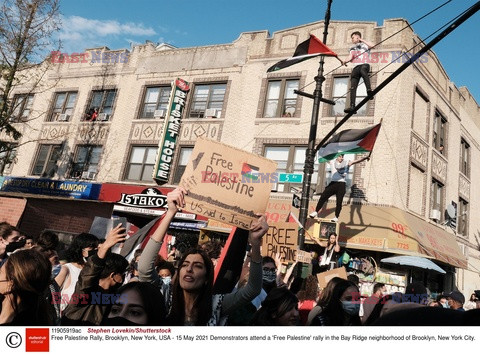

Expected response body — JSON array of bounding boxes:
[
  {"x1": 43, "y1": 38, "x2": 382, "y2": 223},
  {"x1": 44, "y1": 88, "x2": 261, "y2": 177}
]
[
  {"x1": 180, "y1": 137, "x2": 277, "y2": 229},
  {"x1": 296, "y1": 249, "x2": 312, "y2": 263},
  {"x1": 261, "y1": 222, "x2": 299, "y2": 263}
]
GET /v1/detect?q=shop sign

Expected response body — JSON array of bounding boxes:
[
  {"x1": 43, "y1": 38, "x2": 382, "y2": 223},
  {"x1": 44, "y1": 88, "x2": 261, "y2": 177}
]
[
  {"x1": 0, "y1": 176, "x2": 101, "y2": 200},
  {"x1": 153, "y1": 78, "x2": 190, "y2": 185},
  {"x1": 117, "y1": 187, "x2": 167, "y2": 208}
]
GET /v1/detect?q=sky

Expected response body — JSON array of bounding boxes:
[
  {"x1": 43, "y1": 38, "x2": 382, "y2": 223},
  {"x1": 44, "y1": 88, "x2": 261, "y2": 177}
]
[{"x1": 58, "y1": 0, "x2": 480, "y2": 102}]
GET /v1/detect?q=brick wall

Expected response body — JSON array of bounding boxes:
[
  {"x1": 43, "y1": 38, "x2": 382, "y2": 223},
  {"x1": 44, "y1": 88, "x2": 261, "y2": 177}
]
[
  {"x1": 18, "y1": 199, "x2": 113, "y2": 238},
  {"x1": 0, "y1": 196, "x2": 27, "y2": 226}
]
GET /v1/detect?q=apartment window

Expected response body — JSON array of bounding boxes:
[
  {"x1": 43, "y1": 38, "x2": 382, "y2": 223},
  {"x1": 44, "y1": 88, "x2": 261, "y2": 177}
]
[
  {"x1": 139, "y1": 86, "x2": 171, "y2": 119},
  {"x1": 69, "y1": 145, "x2": 102, "y2": 179},
  {"x1": 432, "y1": 110, "x2": 447, "y2": 153},
  {"x1": 173, "y1": 147, "x2": 193, "y2": 184},
  {"x1": 125, "y1": 146, "x2": 158, "y2": 182},
  {"x1": 11, "y1": 94, "x2": 34, "y2": 122},
  {"x1": 331, "y1": 76, "x2": 367, "y2": 116},
  {"x1": 188, "y1": 83, "x2": 226, "y2": 118},
  {"x1": 84, "y1": 89, "x2": 117, "y2": 121},
  {"x1": 49, "y1": 92, "x2": 77, "y2": 121},
  {"x1": 264, "y1": 145, "x2": 317, "y2": 192},
  {"x1": 457, "y1": 198, "x2": 469, "y2": 236},
  {"x1": 430, "y1": 179, "x2": 444, "y2": 222},
  {"x1": 0, "y1": 143, "x2": 18, "y2": 175},
  {"x1": 263, "y1": 79, "x2": 299, "y2": 118},
  {"x1": 460, "y1": 139, "x2": 470, "y2": 177},
  {"x1": 32, "y1": 144, "x2": 63, "y2": 177}
]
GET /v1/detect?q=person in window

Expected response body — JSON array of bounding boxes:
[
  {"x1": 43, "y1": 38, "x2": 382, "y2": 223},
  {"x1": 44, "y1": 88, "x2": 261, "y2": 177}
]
[
  {"x1": 85, "y1": 107, "x2": 98, "y2": 122},
  {"x1": 309, "y1": 154, "x2": 370, "y2": 222},
  {"x1": 341, "y1": 31, "x2": 374, "y2": 114}
]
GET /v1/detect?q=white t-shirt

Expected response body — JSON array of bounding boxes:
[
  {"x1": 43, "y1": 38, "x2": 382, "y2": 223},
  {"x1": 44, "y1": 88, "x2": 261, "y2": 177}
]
[
  {"x1": 350, "y1": 42, "x2": 370, "y2": 66},
  {"x1": 330, "y1": 160, "x2": 350, "y2": 183}
]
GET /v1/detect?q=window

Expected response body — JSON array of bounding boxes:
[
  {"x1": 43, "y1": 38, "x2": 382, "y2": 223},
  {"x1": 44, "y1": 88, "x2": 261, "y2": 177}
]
[
  {"x1": 69, "y1": 145, "x2": 102, "y2": 179},
  {"x1": 432, "y1": 110, "x2": 447, "y2": 153},
  {"x1": 460, "y1": 139, "x2": 470, "y2": 177},
  {"x1": 457, "y1": 198, "x2": 469, "y2": 236},
  {"x1": 264, "y1": 146, "x2": 317, "y2": 192},
  {"x1": 11, "y1": 94, "x2": 34, "y2": 122},
  {"x1": 263, "y1": 79, "x2": 299, "y2": 118},
  {"x1": 188, "y1": 83, "x2": 226, "y2": 118},
  {"x1": 331, "y1": 76, "x2": 367, "y2": 116},
  {"x1": 125, "y1": 146, "x2": 158, "y2": 182},
  {"x1": 0, "y1": 143, "x2": 18, "y2": 175},
  {"x1": 32, "y1": 144, "x2": 63, "y2": 177},
  {"x1": 49, "y1": 92, "x2": 77, "y2": 121},
  {"x1": 430, "y1": 179, "x2": 444, "y2": 222},
  {"x1": 173, "y1": 147, "x2": 193, "y2": 184},
  {"x1": 84, "y1": 89, "x2": 117, "y2": 121},
  {"x1": 139, "y1": 86, "x2": 172, "y2": 119}
]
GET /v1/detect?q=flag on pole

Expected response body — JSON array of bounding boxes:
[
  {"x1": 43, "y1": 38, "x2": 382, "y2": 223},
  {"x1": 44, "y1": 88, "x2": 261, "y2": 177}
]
[
  {"x1": 267, "y1": 35, "x2": 338, "y2": 72},
  {"x1": 317, "y1": 123, "x2": 382, "y2": 163}
]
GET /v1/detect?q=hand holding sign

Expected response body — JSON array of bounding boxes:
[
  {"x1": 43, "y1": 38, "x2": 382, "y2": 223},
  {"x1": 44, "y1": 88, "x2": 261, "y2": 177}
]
[{"x1": 166, "y1": 186, "x2": 187, "y2": 214}]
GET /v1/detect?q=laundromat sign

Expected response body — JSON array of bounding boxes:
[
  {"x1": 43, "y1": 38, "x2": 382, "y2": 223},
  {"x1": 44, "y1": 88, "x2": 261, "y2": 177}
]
[{"x1": 0, "y1": 176, "x2": 101, "y2": 200}]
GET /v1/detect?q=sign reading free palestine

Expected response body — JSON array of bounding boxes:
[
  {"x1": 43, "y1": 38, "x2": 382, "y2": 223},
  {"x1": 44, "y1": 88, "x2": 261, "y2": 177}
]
[{"x1": 153, "y1": 78, "x2": 190, "y2": 185}]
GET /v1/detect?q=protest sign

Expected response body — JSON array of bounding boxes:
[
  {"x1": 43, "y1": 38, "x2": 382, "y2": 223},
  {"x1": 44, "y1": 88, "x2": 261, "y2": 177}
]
[
  {"x1": 316, "y1": 266, "x2": 348, "y2": 289},
  {"x1": 296, "y1": 249, "x2": 313, "y2": 263},
  {"x1": 179, "y1": 137, "x2": 277, "y2": 229},
  {"x1": 261, "y1": 221, "x2": 299, "y2": 263}
]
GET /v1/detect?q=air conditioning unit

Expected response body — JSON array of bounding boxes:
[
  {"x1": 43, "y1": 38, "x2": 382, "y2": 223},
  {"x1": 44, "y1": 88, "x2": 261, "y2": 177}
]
[
  {"x1": 430, "y1": 209, "x2": 441, "y2": 221},
  {"x1": 205, "y1": 108, "x2": 218, "y2": 118},
  {"x1": 58, "y1": 113, "x2": 69, "y2": 121},
  {"x1": 154, "y1": 109, "x2": 166, "y2": 118},
  {"x1": 81, "y1": 171, "x2": 97, "y2": 180},
  {"x1": 97, "y1": 113, "x2": 110, "y2": 121}
]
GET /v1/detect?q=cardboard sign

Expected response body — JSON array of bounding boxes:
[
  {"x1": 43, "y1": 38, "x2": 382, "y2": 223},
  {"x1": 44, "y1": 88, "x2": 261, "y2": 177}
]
[
  {"x1": 316, "y1": 266, "x2": 348, "y2": 289},
  {"x1": 261, "y1": 222, "x2": 299, "y2": 263},
  {"x1": 296, "y1": 249, "x2": 313, "y2": 263},
  {"x1": 179, "y1": 137, "x2": 277, "y2": 229}
]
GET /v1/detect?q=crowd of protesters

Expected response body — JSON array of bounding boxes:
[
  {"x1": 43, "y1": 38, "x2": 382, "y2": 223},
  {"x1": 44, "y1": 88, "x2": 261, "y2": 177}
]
[{"x1": 1, "y1": 189, "x2": 480, "y2": 326}]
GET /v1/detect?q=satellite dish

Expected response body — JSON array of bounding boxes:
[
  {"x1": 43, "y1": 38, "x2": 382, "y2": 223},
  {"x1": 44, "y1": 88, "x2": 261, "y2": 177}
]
[{"x1": 446, "y1": 204, "x2": 456, "y2": 219}]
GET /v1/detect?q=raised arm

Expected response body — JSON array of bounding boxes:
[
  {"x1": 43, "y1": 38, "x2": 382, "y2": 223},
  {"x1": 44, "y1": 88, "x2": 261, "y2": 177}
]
[
  {"x1": 349, "y1": 156, "x2": 370, "y2": 166},
  {"x1": 138, "y1": 187, "x2": 186, "y2": 285},
  {"x1": 360, "y1": 38, "x2": 375, "y2": 49},
  {"x1": 221, "y1": 215, "x2": 268, "y2": 315}
]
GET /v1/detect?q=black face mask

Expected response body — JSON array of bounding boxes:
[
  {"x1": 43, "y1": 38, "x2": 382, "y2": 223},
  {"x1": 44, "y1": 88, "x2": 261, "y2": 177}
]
[
  {"x1": 103, "y1": 316, "x2": 142, "y2": 326},
  {"x1": 87, "y1": 249, "x2": 97, "y2": 258},
  {"x1": 5, "y1": 240, "x2": 26, "y2": 253}
]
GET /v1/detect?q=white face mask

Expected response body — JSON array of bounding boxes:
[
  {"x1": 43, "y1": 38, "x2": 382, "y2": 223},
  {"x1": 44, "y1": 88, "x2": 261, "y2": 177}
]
[{"x1": 161, "y1": 276, "x2": 172, "y2": 285}]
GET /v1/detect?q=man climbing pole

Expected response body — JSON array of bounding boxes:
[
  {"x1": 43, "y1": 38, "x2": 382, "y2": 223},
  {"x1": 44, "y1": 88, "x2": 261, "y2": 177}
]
[{"x1": 342, "y1": 31, "x2": 374, "y2": 114}]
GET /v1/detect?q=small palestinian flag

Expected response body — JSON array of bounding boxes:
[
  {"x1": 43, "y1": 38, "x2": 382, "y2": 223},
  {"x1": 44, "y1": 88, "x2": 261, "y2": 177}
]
[
  {"x1": 241, "y1": 163, "x2": 259, "y2": 180},
  {"x1": 267, "y1": 35, "x2": 338, "y2": 72},
  {"x1": 317, "y1": 123, "x2": 381, "y2": 163}
]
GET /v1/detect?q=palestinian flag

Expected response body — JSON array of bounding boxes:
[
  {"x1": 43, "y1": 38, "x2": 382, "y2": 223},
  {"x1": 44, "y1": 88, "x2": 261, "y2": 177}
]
[
  {"x1": 267, "y1": 35, "x2": 338, "y2": 72},
  {"x1": 317, "y1": 123, "x2": 381, "y2": 163},
  {"x1": 241, "y1": 163, "x2": 259, "y2": 180}
]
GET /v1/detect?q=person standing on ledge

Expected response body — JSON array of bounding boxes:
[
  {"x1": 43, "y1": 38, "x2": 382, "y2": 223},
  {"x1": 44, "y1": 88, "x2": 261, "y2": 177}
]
[
  {"x1": 342, "y1": 31, "x2": 374, "y2": 114},
  {"x1": 309, "y1": 154, "x2": 370, "y2": 222}
]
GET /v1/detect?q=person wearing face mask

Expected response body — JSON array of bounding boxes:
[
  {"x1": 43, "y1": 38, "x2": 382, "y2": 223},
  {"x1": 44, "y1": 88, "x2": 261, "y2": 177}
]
[
  {"x1": 102, "y1": 282, "x2": 167, "y2": 326},
  {"x1": 55, "y1": 233, "x2": 99, "y2": 312},
  {"x1": 61, "y1": 225, "x2": 129, "y2": 325},
  {"x1": 311, "y1": 278, "x2": 361, "y2": 326},
  {"x1": 156, "y1": 260, "x2": 175, "y2": 311}
]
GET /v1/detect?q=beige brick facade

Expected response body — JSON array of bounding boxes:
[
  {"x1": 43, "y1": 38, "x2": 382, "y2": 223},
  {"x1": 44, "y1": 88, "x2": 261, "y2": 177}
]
[{"x1": 3, "y1": 19, "x2": 480, "y2": 294}]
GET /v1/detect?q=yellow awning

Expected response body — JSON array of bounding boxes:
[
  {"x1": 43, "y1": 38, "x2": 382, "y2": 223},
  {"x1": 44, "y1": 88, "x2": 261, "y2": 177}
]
[{"x1": 303, "y1": 203, "x2": 467, "y2": 269}]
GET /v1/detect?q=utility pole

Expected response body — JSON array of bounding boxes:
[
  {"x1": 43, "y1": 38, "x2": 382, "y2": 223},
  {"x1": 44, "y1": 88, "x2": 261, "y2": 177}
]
[{"x1": 296, "y1": 0, "x2": 334, "y2": 249}]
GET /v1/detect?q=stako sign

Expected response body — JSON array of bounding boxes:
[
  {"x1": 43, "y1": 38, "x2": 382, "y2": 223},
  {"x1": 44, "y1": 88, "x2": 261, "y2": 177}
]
[
  {"x1": 153, "y1": 78, "x2": 190, "y2": 185},
  {"x1": 179, "y1": 137, "x2": 277, "y2": 229},
  {"x1": 261, "y1": 221, "x2": 299, "y2": 263}
]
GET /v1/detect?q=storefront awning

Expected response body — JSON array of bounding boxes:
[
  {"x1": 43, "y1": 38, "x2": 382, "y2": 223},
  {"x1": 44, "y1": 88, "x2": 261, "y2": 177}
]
[{"x1": 305, "y1": 203, "x2": 467, "y2": 269}]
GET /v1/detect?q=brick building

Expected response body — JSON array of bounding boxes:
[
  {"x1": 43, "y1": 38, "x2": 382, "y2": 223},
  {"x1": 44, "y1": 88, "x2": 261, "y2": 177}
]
[{"x1": 1, "y1": 18, "x2": 479, "y2": 296}]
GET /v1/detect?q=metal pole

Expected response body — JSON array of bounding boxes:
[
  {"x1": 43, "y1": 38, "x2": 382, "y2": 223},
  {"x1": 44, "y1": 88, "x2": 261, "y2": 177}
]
[{"x1": 298, "y1": 0, "x2": 333, "y2": 249}]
